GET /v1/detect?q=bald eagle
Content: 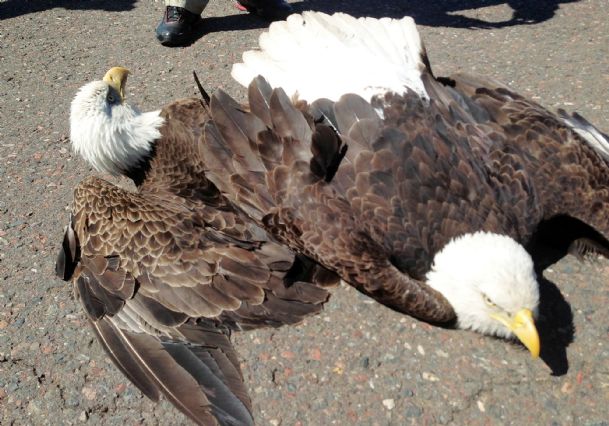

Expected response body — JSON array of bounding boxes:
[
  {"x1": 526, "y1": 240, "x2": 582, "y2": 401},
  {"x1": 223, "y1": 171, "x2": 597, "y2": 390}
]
[
  {"x1": 202, "y1": 12, "x2": 609, "y2": 358},
  {"x1": 60, "y1": 67, "x2": 338, "y2": 425}
]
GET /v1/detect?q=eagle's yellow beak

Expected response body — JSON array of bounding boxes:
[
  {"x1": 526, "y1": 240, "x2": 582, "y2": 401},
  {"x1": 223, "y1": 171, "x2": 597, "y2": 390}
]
[
  {"x1": 491, "y1": 308, "x2": 540, "y2": 358},
  {"x1": 102, "y1": 66, "x2": 130, "y2": 101}
]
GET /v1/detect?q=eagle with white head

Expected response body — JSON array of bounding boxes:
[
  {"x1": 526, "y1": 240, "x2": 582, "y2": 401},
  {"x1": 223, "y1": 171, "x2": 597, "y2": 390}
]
[
  {"x1": 203, "y1": 12, "x2": 609, "y2": 358},
  {"x1": 70, "y1": 67, "x2": 164, "y2": 177},
  {"x1": 63, "y1": 67, "x2": 340, "y2": 425}
]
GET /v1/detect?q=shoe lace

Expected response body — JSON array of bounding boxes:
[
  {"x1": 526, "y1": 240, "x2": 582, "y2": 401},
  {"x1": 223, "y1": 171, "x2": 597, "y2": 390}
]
[{"x1": 166, "y1": 7, "x2": 183, "y2": 22}]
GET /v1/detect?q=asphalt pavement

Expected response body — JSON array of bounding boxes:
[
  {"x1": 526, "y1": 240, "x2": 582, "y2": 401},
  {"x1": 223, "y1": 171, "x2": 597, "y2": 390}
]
[{"x1": 0, "y1": 0, "x2": 608, "y2": 424}]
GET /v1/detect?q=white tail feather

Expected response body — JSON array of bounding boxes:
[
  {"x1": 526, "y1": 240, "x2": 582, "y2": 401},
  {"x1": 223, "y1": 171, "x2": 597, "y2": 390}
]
[{"x1": 231, "y1": 12, "x2": 429, "y2": 102}]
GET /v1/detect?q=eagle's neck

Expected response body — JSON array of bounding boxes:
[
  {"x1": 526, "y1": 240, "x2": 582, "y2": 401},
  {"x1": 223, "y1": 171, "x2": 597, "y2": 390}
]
[
  {"x1": 71, "y1": 104, "x2": 165, "y2": 177},
  {"x1": 125, "y1": 142, "x2": 157, "y2": 187}
]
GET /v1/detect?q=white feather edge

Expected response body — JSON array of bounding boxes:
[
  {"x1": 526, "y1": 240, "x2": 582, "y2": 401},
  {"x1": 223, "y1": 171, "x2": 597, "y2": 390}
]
[
  {"x1": 560, "y1": 112, "x2": 609, "y2": 162},
  {"x1": 231, "y1": 11, "x2": 429, "y2": 102}
]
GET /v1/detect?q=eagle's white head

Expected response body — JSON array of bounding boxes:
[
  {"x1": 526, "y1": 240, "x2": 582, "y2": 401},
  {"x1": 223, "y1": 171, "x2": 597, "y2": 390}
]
[
  {"x1": 70, "y1": 67, "x2": 165, "y2": 176},
  {"x1": 426, "y1": 231, "x2": 540, "y2": 357}
]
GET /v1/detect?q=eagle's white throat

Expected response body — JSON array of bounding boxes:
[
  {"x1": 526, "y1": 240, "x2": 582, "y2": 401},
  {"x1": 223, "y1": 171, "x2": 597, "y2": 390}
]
[
  {"x1": 70, "y1": 80, "x2": 164, "y2": 176},
  {"x1": 426, "y1": 232, "x2": 539, "y2": 339}
]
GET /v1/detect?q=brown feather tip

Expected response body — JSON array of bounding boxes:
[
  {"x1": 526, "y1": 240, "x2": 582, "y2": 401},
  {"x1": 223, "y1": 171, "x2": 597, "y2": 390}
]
[
  {"x1": 56, "y1": 215, "x2": 79, "y2": 281},
  {"x1": 193, "y1": 71, "x2": 211, "y2": 105}
]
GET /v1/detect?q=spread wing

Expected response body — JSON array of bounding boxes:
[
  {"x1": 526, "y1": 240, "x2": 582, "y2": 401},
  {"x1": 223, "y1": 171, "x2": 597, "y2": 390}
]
[
  {"x1": 201, "y1": 74, "x2": 609, "y2": 326},
  {"x1": 427, "y1": 73, "x2": 609, "y2": 245},
  {"x1": 56, "y1": 175, "x2": 334, "y2": 426},
  {"x1": 202, "y1": 77, "x2": 456, "y2": 324}
]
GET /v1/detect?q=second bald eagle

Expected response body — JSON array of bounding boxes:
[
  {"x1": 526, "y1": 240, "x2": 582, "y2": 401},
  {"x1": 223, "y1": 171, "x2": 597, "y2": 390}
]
[{"x1": 203, "y1": 12, "x2": 609, "y2": 358}]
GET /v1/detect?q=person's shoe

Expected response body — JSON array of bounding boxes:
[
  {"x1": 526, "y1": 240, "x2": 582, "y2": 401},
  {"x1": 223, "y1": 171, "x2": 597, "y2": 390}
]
[
  {"x1": 155, "y1": 6, "x2": 201, "y2": 46},
  {"x1": 235, "y1": 0, "x2": 293, "y2": 21}
]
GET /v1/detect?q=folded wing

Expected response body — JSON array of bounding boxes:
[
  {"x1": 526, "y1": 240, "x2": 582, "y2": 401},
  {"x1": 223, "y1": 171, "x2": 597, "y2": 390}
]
[{"x1": 57, "y1": 175, "x2": 336, "y2": 425}]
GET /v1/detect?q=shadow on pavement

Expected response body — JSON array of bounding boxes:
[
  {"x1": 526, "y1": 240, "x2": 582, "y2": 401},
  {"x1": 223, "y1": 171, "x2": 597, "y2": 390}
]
[
  {"x1": 536, "y1": 276, "x2": 574, "y2": 376},
  {"x1": 184, "y1": 13, "x2": 269, "y2": 47},
  {"x1": 525, "y1": 215, "x2": 609, "y2": 375},
  {"x1": 179, "y1": 0, "x2": 582, "y2": 45},
  {"x1": 0, "y1": 0, "x2": 137, "y2": 20},
  {"x1": 10, "y1": 0, "x2": 578, "y2": 45},
  {"x1": 295, "y1": 0, "x2": 581, "y2": 29}
]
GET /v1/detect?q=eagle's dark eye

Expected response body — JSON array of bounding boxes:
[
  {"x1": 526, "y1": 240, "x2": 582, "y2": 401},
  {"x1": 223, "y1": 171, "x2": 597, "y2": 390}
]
[
  {"x1": 107, "y1": 93, "x2": 116, "y2": 103},
  {"x1": 482, "y1": 294, "x2": 496, "y2": 307}
]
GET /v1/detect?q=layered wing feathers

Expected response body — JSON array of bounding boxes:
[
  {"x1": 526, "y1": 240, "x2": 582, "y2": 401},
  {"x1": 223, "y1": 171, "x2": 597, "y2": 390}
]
[
  {"x1": 59, "y1": 175, "x2": 336, "y2": 425},
  {"x1": 203, "y1": 77, "x2": 457, "y2": 323}
]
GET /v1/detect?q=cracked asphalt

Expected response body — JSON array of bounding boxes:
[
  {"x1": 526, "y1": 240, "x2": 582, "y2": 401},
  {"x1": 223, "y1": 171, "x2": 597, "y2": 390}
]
[{"x1": 0, "y1": 0, "x2": 608, "y2": 424}]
